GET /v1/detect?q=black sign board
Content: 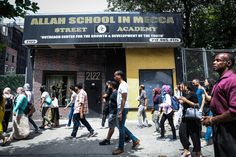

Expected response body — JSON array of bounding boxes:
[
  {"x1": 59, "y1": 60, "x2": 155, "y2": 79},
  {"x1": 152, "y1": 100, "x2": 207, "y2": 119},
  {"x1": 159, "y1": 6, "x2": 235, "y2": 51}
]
[{"x1": 23, "y1": 13, "x2": 182, "y2": 46}]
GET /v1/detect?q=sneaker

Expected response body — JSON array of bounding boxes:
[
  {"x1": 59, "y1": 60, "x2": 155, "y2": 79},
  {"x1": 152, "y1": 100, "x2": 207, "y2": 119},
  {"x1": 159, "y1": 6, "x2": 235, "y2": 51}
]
[
  {"x1": 201, "y1": 140, "x2": 208, "y2": 147},
  {"x1": 112, "y1": 148, "x2": 124, "y2": 155},
  {"x1": 99, "y1": 139, "x2": 110, "y2": 145},
  {"x1": 2, "y1": 132, "x2": 7, "y2": 137},
  {"x1": 132, "y1": 139, "x2": 140, "y2": 149},
  {"x1": 88, "y1": 131, "x2": 98, "y2": 138},
  {"x1": 39, "y1": 126, "x2": 45, "y2": 129},
  {"x1": 65, "y1": 125, "x2": 71, "y2": 129},
  {"x1": 100, "y1": 126, "x2": 106, "y2": 129},
  {"x1": 153, "y1": 132, "x2": 159, "y2": 136}
]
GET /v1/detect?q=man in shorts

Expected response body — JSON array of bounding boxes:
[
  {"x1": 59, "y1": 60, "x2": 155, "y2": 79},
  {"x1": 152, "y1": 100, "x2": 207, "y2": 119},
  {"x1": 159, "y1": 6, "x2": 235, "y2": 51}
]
[{"x1": 99, "y1": 81, "x2": 117, "y2": 145}]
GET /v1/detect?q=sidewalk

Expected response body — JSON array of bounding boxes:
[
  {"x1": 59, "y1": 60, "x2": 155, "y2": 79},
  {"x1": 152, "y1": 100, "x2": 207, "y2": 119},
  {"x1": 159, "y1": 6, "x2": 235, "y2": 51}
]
[{"x1": 0, "y1": 119, "x2": 214, "y2": 157}]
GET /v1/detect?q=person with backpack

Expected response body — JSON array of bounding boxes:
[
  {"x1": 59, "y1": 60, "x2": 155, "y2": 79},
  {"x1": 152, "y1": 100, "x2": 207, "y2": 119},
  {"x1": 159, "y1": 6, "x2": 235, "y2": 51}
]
[
  {"x1": 2, "y1": 87, "x2": 13, "y2": 135},
  {"x1": 23, "y1": 83, "x2": 39, "y2": 133},
  {"x1": 159, "y1": 85, "x2": 177, "y2": 140},
  {"x1": 39, "y1": 85, "x2": 53, "y2": 129}
]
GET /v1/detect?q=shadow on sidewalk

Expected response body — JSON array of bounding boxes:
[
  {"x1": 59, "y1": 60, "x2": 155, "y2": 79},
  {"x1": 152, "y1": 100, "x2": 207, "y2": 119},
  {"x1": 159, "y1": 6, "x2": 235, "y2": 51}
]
[{"x1": 0, "y1": 135, "x2": 142, "y2": 157}]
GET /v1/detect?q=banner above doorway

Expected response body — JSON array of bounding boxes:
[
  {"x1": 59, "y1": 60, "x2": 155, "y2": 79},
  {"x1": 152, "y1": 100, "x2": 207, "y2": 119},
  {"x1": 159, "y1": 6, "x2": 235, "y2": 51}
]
[{"x1": 23, "y1": 12, "x2": 183, "y2": 48}]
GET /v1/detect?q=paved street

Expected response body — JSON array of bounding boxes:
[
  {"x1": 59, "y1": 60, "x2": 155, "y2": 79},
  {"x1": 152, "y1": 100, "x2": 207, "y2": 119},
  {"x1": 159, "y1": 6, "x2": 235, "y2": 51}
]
[{"x1": 0, "y1": 119, "x2": 214, "y2": 157}]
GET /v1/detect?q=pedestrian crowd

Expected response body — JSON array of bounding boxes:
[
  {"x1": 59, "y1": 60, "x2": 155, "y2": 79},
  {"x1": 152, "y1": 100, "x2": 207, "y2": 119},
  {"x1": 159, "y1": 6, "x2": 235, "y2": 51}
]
[{"x1": 0, "y1": 52, "x2": 235, "y2": 157}]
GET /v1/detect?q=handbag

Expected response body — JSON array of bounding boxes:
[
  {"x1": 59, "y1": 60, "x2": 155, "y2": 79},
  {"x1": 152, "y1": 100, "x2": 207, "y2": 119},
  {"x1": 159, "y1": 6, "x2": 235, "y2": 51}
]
[
  {"x1": 185, "y1": 106, "x2": 202, "y2": 120},
  {"x1": 45, "y1": 96, "x2": 52, "y2": 106}
]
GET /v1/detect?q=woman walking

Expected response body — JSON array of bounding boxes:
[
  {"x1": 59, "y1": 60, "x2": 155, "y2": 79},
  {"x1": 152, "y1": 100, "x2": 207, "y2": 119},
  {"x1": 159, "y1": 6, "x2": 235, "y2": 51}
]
[
  {"x1": 159, "y1": 85, "x2": 176, "y2": 140},
  {"x1": 50, "y1": 85, "x2": 60, "y2": 128},
  {"x1": 64, "y1": 85, "x2": 79, "y2": 128},
  {"x1": 179, "y1": 82, "x2": 202, "y2": 157},
  {"x1": 7, "y1": 87, "x2": 30, "y2": 142},
  {"x1": 201, "y1": 78, "x2": 215, "y2": 147},
  {"x1": 2, "y1": 88, "x2": 13, "y2": 135},
  {"x1": 152, "y1": 88, "x2": 161, "y2": 136},
  {"x1": 39, "y1": 85, "x2": 53, "y2": 129}
]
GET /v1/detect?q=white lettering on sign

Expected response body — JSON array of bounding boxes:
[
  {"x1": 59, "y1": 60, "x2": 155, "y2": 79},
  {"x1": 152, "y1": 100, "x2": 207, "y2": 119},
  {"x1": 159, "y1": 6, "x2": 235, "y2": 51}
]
[
  {"x1": 24, "y1": 40, "x2": 38, "y2": 44},
  {"x1": 149, "y1": 38, "x2": 181, "y2": 42}
]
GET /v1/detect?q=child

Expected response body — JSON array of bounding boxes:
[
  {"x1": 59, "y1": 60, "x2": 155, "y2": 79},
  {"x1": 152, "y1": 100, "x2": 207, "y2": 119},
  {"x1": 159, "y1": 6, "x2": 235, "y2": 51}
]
[{"x1": 0, "y1": 89, "x2": 7, "y2": 145}]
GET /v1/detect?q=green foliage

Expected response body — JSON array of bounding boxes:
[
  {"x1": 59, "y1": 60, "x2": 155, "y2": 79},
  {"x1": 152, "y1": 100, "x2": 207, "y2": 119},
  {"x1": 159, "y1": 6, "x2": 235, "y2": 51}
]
[
  {"x1": 0, "y1": 74, "x2": 25, "y2": 93},
  {"x1": 0, "y1": 0, "x2": 39, "y2": 18},
  {"x1": 107, "y1": 0, "x2": 236, "y2": 49},
  {"x1": 0, "y1": 42, "x2": 6, "y2": 53}
]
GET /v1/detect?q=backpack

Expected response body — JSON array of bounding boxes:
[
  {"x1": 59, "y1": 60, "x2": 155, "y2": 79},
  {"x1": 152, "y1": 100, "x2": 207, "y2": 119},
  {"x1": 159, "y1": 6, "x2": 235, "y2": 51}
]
[
  {"x1": 171, "y1": 96, "x2": 180, "y2": 111},
  {"x1": 160, "y1": 94, "x2": 180, "y2": 111}
]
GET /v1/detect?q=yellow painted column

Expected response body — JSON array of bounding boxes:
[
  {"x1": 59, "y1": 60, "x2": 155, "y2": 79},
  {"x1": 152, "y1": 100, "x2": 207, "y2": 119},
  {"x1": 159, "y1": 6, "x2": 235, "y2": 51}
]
[{"x1": 125, "y1": 48, "x2": 176, "y2": 120}]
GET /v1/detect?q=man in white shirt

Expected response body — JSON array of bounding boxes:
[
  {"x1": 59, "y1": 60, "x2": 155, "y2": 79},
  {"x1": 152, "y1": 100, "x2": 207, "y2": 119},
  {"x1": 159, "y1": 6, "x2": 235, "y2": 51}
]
[{"x1": 112, "y1": 70, "x2": 140, "y2": 155}]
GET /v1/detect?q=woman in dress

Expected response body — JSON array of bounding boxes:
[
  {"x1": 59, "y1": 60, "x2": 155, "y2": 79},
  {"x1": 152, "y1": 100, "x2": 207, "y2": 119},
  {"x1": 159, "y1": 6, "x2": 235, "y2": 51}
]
[{"x1": 7, "y1": 87, "x2": 30, "y2": 142}]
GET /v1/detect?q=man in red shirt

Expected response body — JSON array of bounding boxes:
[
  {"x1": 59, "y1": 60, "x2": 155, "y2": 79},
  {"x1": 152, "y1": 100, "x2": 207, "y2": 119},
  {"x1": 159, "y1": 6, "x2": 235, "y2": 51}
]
[{"x1": 202, "y1": 52, "x2": 236, "y2": 157}]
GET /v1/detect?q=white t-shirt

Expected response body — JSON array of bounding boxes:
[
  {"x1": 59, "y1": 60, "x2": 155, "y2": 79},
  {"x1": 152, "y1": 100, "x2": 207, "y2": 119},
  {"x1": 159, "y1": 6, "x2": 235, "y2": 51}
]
[
  {"x1": 41, "y1": 91, "x2": 50, "y2": 107},
  {"x1": 117, "y1": 81, "x2": 129, "y2": 109},
  {"x1": 71, "y1": 92, "x2": 77, "y2": 104}
]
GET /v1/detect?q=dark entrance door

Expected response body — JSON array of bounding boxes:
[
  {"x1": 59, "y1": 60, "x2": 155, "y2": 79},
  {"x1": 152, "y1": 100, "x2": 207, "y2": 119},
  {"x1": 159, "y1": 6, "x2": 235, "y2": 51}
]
[{"x1": 84, "y1": 71, "x2": 102, "y2": 116}]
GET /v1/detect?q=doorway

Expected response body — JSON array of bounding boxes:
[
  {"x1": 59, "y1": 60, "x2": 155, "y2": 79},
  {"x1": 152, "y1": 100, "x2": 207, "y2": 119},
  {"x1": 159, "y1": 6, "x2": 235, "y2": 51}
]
[
  {"x1": 84, "y1": 71, "x2": 102, "y2": 115},
  {"x1": 43, "y1": 71, "x2": 76, "y2": 107}
]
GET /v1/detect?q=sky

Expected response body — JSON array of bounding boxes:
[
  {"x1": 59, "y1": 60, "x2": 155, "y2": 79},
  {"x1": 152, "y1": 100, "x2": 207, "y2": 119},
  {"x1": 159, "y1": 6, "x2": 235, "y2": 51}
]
[
  {"x1": 32, "y1": 0, "x2": 108, "y2": 14},
  {"x1": 4, "y1": 0, "x2": 109, "y2": 24}
]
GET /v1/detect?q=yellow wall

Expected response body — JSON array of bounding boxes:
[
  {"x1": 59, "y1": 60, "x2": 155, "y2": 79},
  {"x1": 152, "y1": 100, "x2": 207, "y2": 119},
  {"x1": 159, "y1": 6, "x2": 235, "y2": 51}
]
[{"x1": 125, "y1": 48, "x2": 176, "y2": 120}]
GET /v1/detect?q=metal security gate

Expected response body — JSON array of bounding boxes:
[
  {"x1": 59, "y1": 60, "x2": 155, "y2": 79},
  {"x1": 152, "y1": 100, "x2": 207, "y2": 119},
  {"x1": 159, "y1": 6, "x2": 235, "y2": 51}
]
[{"x1": 180, "y1": 48, "x2": 236, "y2": 82}]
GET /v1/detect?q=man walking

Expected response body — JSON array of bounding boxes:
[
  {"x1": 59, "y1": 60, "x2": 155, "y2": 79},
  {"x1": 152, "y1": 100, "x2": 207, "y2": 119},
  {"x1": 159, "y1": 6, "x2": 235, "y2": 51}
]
[
  {"x1": 99, "y1": 81, "x2": 117, "y2": 145},
  {"x1": 137, "y1": 84, "x2": 148, "y2": 128},
  {"x1": 112, "y1": 70, "x2": 140, "y2": 155},
  {"x1": 70, "y1": 83, "x2": 97, "y2": 138},
  {"x1": 202, "y1": 53, "x2": 236, "y2": 157},
  {"x1": 192, "y1": 79, "x2": 206, "y2": 111}
]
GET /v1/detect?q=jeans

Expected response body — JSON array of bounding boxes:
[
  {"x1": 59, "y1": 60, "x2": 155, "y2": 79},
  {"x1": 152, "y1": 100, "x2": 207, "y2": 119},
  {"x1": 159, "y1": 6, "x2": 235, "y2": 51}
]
[
  {"x1": 71, "y1": 113, "x2": 94, "y2": 137},
  {"x1": 152, "y1": 111, "x2": 160, "y2": 132},
  {"x1": 205, "y1": 111, "x2": 213, "y2": 142},
  {"x1": 67, "y1": 104, "x2": 75, "y2": 126},
  {"x1": 160, "y1": 111, "x2": 176, "y2": 139},
  {"x1": 29, "y1": 115, "x2": 38, "y2": 130},
  {"x1": 137, "y1": 105, "x2": 148, "y2": 127},
  {"x1": 117, "y1": 108, "x2": 138, "y2": 149}
]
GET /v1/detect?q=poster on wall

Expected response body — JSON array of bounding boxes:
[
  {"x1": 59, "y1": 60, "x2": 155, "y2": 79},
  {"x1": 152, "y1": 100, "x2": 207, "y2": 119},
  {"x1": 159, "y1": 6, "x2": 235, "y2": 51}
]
[{"x1": 23, "y1": 13, "x2": 183, "y2": 46}]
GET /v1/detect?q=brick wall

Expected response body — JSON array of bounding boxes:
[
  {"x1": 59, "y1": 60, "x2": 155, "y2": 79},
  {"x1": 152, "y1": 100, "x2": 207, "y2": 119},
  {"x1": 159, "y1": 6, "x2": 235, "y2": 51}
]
[{"x1": 32, "y1": 49, "x2": 107, "y2": 119}]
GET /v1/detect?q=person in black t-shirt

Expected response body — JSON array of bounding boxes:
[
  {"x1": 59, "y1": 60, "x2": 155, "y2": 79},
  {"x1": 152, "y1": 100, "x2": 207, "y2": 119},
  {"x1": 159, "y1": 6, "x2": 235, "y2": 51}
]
[
  {"x1": 99, "y1": 81, "x2": 117, "y2": 145},
  {"x1": 101, "y1": 81, "x2": 112, "y2": 128},
  {"x1": 179, "y1": 82, "x2": 201, "y2": 157}
]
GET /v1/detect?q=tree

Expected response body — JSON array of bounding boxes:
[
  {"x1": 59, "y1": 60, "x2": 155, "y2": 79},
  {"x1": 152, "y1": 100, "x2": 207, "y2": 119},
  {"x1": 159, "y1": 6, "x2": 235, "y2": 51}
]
[
  {"x1": 0, "y1": 0, "x2": 39, "y2": 18},
  {"x1": 107, "y1": 0, "x2": 236, "y2": 49},
  {"x1": 0, "y1": 0, "x2": 39, "y2": 52}
]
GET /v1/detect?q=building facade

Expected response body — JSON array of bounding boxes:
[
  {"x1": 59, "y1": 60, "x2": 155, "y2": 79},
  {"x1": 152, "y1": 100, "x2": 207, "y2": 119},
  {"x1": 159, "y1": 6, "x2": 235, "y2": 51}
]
[
  {"x1": 0, "y1": 23, "x2": 28, "y2": 75},
  {"x1": 23, "y1": 13, "x2": 182, "y2": 119}
]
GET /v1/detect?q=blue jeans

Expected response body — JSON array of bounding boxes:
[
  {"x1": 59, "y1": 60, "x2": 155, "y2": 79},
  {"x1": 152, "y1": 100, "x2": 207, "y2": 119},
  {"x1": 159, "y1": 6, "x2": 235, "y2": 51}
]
[
  {"x1": 205, "y1": 111, "x2": 213, "y2": 142},
  {"x1": 117, "y1": 108, "x2": 138, "y2": 149},
  {"x1": 67, "y1": 104, "x2": 75, "y2": 126}
]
